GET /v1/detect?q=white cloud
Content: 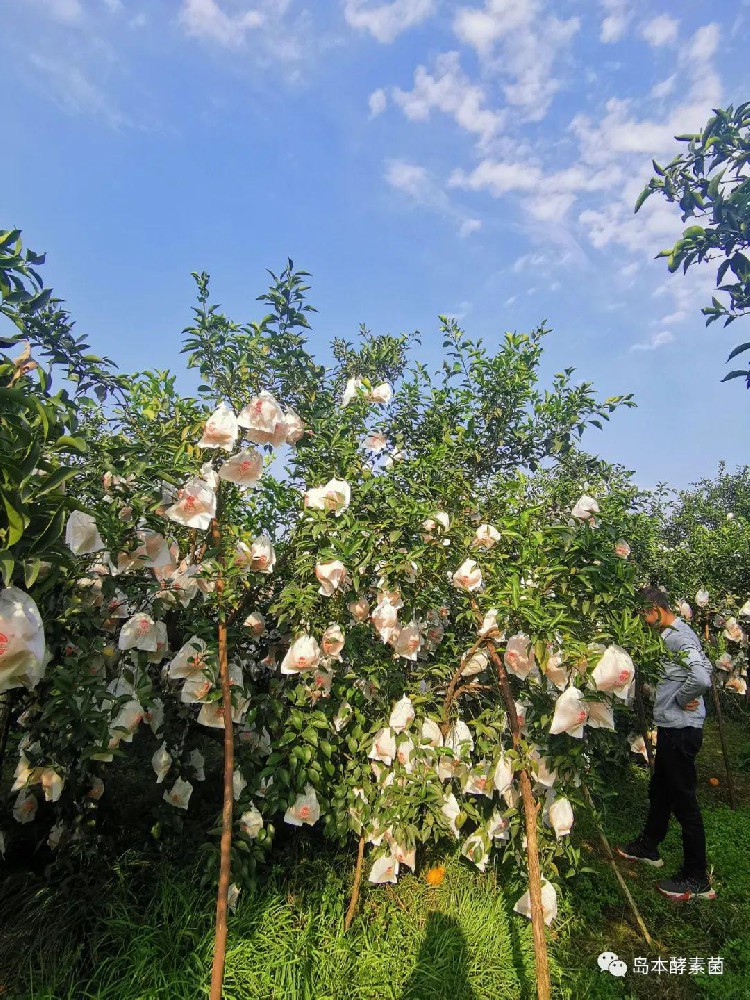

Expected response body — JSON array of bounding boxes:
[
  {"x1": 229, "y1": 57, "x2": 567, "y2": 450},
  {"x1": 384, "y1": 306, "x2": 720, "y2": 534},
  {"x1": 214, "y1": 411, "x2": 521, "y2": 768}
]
[
  {"x1": 657, "y1": 309, "x2": 688, "y2": 325},
  {"x1": 640, "y1": 15, "x2": 679, "y2": 48},
  {"x1": 444, "y1": 299, "x2": 473, "y2": 319},
  {"x1": 572, "y1": 25, "x2": 722, "y2": 170},
  {"x1": 368, "y1": 88, "x2": 387, "y2": 118},
  {"x1": 651, "y1": 75, "x2": 676, "y2": 100},
  {"x1": 651, "y1": 267, "x2": 721, "y2": 328},
  {"x1": 600, "y1": 0, "x2": 630, "y2": 43},
  {"x1": 630, "y1": 330, "x2": 674, "y2": 352},
  {"x1": 392, "y1": 52, "x2": 505, "y2": 144},
  {"x1": 28, "y1": 0, "x2": 83, "y2": 22},
  {"x1": 453, "y1": 0, "x2": 529, "y2": 54},
  {"x1": 450, "y1": 160, "x2": 619, "y2": 216},
  {"x1": 688, "y1": 23, "x2": 720, "y2": 61},
  {"x1": 526, "y1": 191, "x2": 577, "y2": 223},
  {"x1": 453, "y1": 0, "x2": 579, "y2": 122},
  {"x1": 572, "y1": 22, "x2": 723, "y2": 262},
  {"x1": 384, "y1": 159, "x2": 483, "y2": 237},
  {"x1": 177, "y1": 0, "x2": 317, "y2": 72},
  {"x1": 578, "y1": 197, "x2": 679, "y2": 254},
  {"x1": 449, "y1": 157, "x2": 612, "y2": 252},
  {"x1": 459, "y1": 218, "x2": 482, "y2": 237},
  {"x1": 179, "y1": 0, "x2": 264, "y2": 48},
  {"x1": 343, "y1": 0, "x2": 436, "y2": 44},
  {"x1": 512, "y1": 249, "x2": 576, "y2": 276},
  {"x1": 513, "y1": 251, "x2": 548, "y2": 273},
  {"x1": 28, "y1": 53, "x2": 126, "y2": 128},
  {"x1": 450, "y1": 159, "x2": 542, "y2": 197},
  {"x1": 385, "y1": 160, "x2": 431, "y2": 200}
]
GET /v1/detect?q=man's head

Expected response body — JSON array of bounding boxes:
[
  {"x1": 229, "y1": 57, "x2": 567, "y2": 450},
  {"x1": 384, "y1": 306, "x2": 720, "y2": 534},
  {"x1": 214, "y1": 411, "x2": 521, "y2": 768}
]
[{"x1": 636, "y1": 585, "x2": 675, "y2": 628}]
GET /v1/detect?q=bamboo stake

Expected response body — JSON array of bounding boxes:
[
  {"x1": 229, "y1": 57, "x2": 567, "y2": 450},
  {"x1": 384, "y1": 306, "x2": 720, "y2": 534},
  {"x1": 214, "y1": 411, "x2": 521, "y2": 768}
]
[
  {"x1": 633, "y1": 672, "x2": 654, "y2": 772},
  {"x1": 343, "y1": 835, "x2": 366, "y2": 933},
  {"x1": 709, "y1": 675, "x2": 737, "y2": 810},
  {"x1": 582, "y1": 785, "x2": 652, "y2": 948},
  {"x1": 484, "y1": 641, "x2": 551, "y2": 1000},
  {"x1": 703, "y1": 621, "x2": 736, "y2": 810},
  {"x1": 209, "y1": 505, "x2": 235, "y2": 1000}
]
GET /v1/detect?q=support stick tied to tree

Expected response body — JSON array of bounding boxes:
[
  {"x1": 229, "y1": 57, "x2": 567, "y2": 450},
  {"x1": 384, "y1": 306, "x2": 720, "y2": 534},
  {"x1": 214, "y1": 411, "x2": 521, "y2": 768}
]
[
  {"x1": 476, "y1": 624, "x2": 550, "y2": 1000},
  {"x1": 209, "y1": 505, "x2": 235, "y2": 1000},
  {"x1": 343, "y1": 835, "x2": 366, "y2": 934}
]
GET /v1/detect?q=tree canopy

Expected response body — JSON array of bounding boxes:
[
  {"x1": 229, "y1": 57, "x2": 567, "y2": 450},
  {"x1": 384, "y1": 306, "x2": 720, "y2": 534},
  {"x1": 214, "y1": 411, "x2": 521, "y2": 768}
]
[{"x1": 636, "y1": 102, "x2": 750, "y2": 388}]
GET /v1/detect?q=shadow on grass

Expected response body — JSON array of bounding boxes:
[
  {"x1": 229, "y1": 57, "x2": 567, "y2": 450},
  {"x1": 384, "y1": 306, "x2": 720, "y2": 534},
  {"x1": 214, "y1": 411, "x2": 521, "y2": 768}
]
[
  {"x1": 398, "y1": 912, "x2": 477, "y2": 1000},
  {"x1": 507, "y1": 903, "x2": 535, "y2": 1000}
]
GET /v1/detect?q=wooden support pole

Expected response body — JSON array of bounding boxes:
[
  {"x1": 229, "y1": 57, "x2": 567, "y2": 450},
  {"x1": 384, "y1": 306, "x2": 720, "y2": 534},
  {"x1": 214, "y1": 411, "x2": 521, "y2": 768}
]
[
  {"x1": 343, "y1": 835, "x2": 366, "y2": 934},
  {"x1": 582, "y1": 786, "x2": 652, "y2": 948},
  {"x1": 633, "y1": 673, "x2": 654, "y2": 772},
  {"x1": 210, "y1": 504, "x2": 235, "y2": 1000},
  {"x1": 703, "y1": 620, "x2": 736, "y2": 810},
  {"x1": 484, "y1": 640, "x2": 551, "y2": 1000},
  {"x1": 710, "y1": 675, "x2": 737, "y2": 810}
]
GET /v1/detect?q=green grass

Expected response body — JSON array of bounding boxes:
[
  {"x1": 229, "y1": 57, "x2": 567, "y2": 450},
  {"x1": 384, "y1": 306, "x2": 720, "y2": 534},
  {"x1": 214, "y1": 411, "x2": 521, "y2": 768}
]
[
  {"x1": 557, "y1": 716, "x2": 750, "y2": 1000},
  {"x1": 2, "y1": 851, "x2": 542, "y2": 999},
  {"x1": 2, "y1": 716, "x2": 748, "y2": 1000}
]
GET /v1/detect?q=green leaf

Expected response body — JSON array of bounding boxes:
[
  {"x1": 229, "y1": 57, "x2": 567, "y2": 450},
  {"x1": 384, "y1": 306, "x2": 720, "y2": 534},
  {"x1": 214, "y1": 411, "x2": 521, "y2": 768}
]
[
  {"x1": 24, "y1": 558, "x2": 42, "y2": 588},
  {"x1": 35, "y1": 465, "x2": 78, "y2": 497},
  {"x1": 29, "y1": 288, "x2": 52, "y2": 313},
  {"x1": 55, "y1": 435, "x2": 87, "y2": 453},
  {"x1": 27, "y1": 504, "x2": 66, "y2": 555},
  {"x1": 2, "y1": 493, "x2": 26, "y2": 545},
  {"x1": 707, "y1": 169, "x2": 725, "y2": 199},
  {"x1": 634, "y1": 187, "x2": 653, "y2": 213},
  {"x1": 0, "y1": 549, "x2": 14, "y2": 585},
  {"x1": 726, "y1": 343, "x2": 750, "y2": 363}
]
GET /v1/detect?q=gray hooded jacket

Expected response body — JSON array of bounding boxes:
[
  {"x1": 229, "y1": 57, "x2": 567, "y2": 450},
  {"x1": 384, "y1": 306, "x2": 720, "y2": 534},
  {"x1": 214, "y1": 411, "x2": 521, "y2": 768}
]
[{"x1": 653, "y1": 617, "x2": 713, "y2": 729}]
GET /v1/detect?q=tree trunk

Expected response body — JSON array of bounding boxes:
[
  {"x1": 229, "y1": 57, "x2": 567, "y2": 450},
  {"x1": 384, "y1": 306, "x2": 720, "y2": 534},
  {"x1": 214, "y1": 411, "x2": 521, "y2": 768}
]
[
  {"x1": 486, "y1": 644, "x2": 551, "y2": 1000},
  {"x1": 209, "y1": 512, "x2": 234, "y2": 1000}
]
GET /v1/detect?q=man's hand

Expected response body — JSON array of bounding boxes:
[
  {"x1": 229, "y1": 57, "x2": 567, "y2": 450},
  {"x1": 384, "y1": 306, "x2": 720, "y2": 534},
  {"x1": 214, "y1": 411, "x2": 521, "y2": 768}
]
[{"x1": 684, "y1": 698, "x2": 700, "y2": 711}]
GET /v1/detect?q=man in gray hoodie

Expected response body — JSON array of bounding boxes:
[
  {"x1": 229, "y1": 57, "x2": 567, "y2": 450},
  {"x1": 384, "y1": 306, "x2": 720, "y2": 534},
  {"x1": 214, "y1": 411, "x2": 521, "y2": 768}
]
[{"x1": 617, "y1": 586, "x2": 715, "y2": 900}]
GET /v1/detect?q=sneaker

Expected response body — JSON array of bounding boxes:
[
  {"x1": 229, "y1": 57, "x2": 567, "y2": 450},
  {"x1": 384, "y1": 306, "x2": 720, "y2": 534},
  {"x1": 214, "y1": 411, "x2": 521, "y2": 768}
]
[
  {"x1": 616, "y1": 838, "x2": 664, "y2": 868},
  {"x1": 657, "y1": 872, "x2": 716, "y2": 901}
]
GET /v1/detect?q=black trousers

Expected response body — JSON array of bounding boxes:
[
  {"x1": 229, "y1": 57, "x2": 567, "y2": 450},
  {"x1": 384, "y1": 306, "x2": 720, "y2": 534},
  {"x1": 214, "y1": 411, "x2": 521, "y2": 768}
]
[{"x1": 641, "y1": 726, "x2": 707, "y2": 877}]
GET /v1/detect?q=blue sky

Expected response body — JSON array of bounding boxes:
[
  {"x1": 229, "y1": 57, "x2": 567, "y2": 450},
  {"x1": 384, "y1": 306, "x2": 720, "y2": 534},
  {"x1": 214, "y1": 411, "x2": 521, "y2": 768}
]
[{"x1": 2, "y1": 0, "x2": 749, "y2": 489}]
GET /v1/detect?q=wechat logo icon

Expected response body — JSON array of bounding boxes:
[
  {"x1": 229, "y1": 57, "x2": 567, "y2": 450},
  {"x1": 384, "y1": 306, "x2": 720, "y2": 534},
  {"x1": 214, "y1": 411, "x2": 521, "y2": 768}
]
[{"x1": 598, "y1": 952, "x2": 628, "y2": 977}]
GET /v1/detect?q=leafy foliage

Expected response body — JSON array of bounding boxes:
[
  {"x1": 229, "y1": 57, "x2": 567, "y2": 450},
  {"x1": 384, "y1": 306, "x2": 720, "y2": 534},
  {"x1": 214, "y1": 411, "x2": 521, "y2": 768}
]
[
  {"x1": 636, "y1": 102, "x2": 750, "y2": 386},
  {"x1": 1, "y1": 250, "x2": 718, "y2": 965},
  {"x1": 0, "y1": 231, "x2": 121, "y2": 592}
]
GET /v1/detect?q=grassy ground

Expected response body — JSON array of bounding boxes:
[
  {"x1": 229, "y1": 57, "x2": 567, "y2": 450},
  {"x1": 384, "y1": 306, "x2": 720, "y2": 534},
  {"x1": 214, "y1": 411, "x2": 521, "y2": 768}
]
[
  {"x1": 1, "y1": 854, "x2": 540, "y2": 999},
  {"x1": 558, "y1": 715, "x2": 750, "y2": 1000},
  {"x1": 1, "y1": 716, "x2": 748, "y2": 1000}
]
